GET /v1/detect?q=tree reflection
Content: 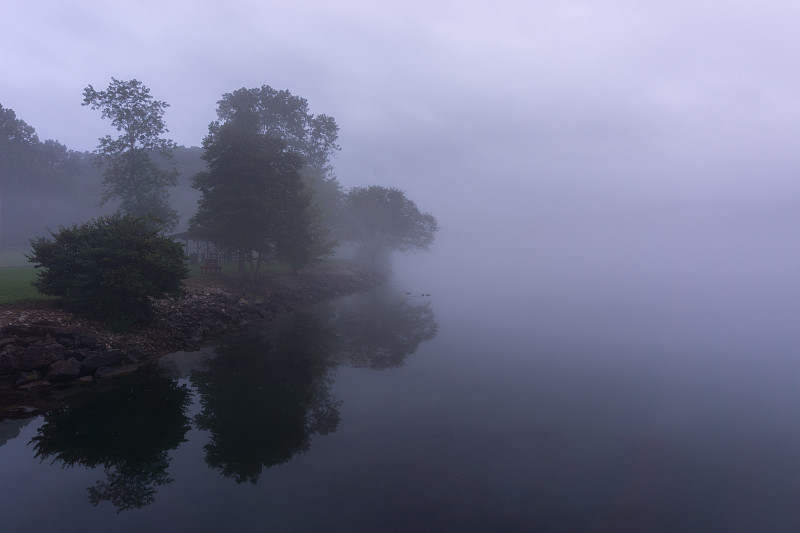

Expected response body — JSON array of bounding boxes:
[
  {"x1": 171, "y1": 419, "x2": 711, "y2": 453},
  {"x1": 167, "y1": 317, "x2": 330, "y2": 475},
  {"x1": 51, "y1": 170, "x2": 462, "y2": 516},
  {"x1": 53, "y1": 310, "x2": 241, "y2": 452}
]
[
  {"x1": 191, "y1": 313, "x2": 340, "y2": 484},
  {"x1": 327, "y1": 286, "x2": 439, "y2": 370},
  {"x1": 30, "y1": 370, "x2": 192, "y2": 512}
]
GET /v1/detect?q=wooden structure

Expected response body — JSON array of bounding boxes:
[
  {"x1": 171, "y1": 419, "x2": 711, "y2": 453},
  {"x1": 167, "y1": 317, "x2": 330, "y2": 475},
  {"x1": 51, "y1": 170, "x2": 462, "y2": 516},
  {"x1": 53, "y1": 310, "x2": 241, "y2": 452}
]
[{"x1": 200, "y1": 258, "x2": 222, "y2": 274}]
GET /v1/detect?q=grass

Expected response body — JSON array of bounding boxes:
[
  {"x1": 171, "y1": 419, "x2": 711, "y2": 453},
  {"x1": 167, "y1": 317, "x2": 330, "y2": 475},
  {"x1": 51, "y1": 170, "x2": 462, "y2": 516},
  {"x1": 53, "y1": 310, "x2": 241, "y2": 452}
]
[
  {"x1": 188, "y1": 260, "x2": 292, "y2": 278},
  {"x1": 0, "y1": 256, "x2": 294, "y2": 306},
  {"x1": 0, "y1": 266, "x2": 54, "y2": 305}
]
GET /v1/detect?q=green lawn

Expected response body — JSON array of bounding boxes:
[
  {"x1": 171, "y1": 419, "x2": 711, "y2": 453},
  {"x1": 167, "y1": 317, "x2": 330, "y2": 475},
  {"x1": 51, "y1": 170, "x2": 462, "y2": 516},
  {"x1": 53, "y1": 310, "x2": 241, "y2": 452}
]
[
  {"x1": 188, "y1": 260, "x2": 292, "y2": 277},
  {"x1": 0, "y1": 258, "x2": 293, "y2": 306},
  {"x1": 0, "y1": 266, "x2": 54, "y2": 305}
]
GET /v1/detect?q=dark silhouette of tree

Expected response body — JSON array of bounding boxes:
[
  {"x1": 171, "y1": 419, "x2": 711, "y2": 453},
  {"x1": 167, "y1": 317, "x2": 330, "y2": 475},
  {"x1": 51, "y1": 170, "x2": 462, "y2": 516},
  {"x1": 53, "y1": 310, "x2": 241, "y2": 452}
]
[
  {"x1": 215, "y1": 85, "x2": 340, "y2": 173},
  {"x1": 189, "y1": 120, "x2": 320, "y2": 271},
  {"x1": 341, "y1": 185, "x2": 438, "y2": 270},
  {"x1": 28, "y1": 214, "x2": 189, "y2": 326},
  {"x1": 30, "y1": 370, "x2": 192, "y2": 512},
  {"x1": 191, "y1": 314, "x2": 340, "y2": 484},
  {"x1": 0, "y1": 104, "x2": 105, "y2": 249},
  {"x1": 326, "y1": 285, "x2": 439, "y2": 370},
  {"x1": 211, "y1": 85, "x2": 341, "y2": 264},
  {"x1": 83, "y1": 78, "x2": 179, "y2": 229}
]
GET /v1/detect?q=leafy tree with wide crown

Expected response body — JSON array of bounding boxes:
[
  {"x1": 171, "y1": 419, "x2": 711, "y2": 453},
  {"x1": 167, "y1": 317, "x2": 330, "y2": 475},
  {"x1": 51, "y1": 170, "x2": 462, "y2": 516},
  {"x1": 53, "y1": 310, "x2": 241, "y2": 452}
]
[
  {"x1": 83, "y1": 78, "x2": 179, "y2": 229},
  {"x1": 342, "y1": 185, "x2": 439, "y2": 269}
]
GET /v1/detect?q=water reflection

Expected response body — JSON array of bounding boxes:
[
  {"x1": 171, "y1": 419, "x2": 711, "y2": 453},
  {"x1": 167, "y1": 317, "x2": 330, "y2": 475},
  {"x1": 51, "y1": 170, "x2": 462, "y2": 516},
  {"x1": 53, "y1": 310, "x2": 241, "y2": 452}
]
[
  {"x1": 8, "y1": 286, "x2": 440, "y2": 515},
  {"x1": 191, "y1": 313, "x2": 341, "y2": 484},
  {"x1": 324, "y1": 285, "x2": 439, "y2": 370},
  {"x1": 30, "y1": 370, "x2": 192, "y2": 512}
]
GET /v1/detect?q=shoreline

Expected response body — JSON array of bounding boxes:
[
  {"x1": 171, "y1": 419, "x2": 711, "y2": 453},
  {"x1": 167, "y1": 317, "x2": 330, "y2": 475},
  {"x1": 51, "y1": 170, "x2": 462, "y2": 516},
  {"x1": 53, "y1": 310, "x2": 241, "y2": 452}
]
[{"x1": 0, "y1": 262, "x2": 385, "y2": 417}]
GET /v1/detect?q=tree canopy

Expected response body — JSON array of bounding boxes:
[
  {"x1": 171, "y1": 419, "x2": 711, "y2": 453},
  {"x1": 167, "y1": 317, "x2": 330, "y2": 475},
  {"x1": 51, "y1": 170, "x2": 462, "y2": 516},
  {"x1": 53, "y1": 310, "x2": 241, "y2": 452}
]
[
  {"x1": 0, "y1": 103, "x2": 104, "y2": 249},
  {"x1": 189, "y1": 121, "x2": 319, "y2": 270},
  {"x1": 31, "y1": 370, "x2": 192, "y2": 512},
  {"x1": 191, "y1": 316, "x2": 340, "y2": 484},
  {"x1": 341, "y1": 185, "x2": 439, "y2": 269},
  {"x1": 28, "y1": 214, "x2": 189, "y2": 326},
  {"x1": 216, "y1": 85, "x2": 340, "y2": 172},
  {"x1": 215, "y1": 86, "x2": 343, "y2": 252},
  {"x1": 83, "y1": 78, "x2": 179, "y2": 229}
]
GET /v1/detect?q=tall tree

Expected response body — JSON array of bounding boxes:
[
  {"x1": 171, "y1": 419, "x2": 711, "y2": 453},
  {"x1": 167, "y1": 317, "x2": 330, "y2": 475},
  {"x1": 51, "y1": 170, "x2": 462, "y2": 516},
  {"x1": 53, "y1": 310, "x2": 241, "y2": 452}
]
[
  {"x1": 0, "y1": 104, "x2": 39, "y2": 250},
  {"x1": 342, "y1": 185, "x2": 439, "y2": 269},
  {"x1": 83, "y1": 78, "x2": 178, "y2": 229},
  {"x1": 191, "y1": 316, "x2": 340, "y2": 484},
  {"x1": 0, "y1": 104, "x2": 105, "y2": 249},
  {"x1": 189, "y1": 121, "x2": 317, "y2": 271},
  {"x1": 31, "y1": 370, "x2": 192, "y2": 512},
  {"x1": 216, "y1": 85, "x2": 340, "y2": 172},
  {"x1": 216, "y1": 86, "x2": 342, "y2": 250}
]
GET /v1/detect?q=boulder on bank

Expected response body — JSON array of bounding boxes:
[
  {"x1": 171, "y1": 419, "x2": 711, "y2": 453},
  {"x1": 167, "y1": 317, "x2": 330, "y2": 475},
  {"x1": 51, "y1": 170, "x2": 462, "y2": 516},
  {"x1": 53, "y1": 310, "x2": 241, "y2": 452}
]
[{"x1": 0, "y1": 262, "x2": 384, "y2": 413}]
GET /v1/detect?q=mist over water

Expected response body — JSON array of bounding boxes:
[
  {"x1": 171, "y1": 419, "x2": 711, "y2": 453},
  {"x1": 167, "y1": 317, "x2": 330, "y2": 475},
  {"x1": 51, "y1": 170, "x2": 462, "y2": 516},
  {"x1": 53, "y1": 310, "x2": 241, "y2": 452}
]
[
  {"x1": 3, "y1": 201, "x2": 800, "y2": 530},
  {"x1": 6, "y1": 1, "x2": 800, "y2": 529}
]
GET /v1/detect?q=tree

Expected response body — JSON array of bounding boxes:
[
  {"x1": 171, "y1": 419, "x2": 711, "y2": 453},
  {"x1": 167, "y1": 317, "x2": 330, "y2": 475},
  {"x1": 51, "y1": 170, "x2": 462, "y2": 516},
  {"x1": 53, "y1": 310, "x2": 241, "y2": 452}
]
[
  {"x1": 31, "y1": 369, "x2": 192, "y2": 512},
  {"x1": 28, "y1": 214, "x2": 189, "y2": 326},
  {"x1": 191, "y1": 316, "x2": 340, "y2": 484},
  {"x1": 216, "y1": 85, "x2": 340, "y2": 172},
  {"x1": 0, "y1": 104, "x2": 107, "y2": 250},
  {"x1": 189, "y1": 119, "x2": 321, "y2": 272},
  {"x1": 341, "y1": 185, "x2": 439, "y2": 269},
  {"x1": 83, "y1": 78, "x2": 179, "y2": 229},
  {"x1": 324, "y1": 285, "x2": 439, "y2": 370},
  {"x1": 216, "y1": 86, "x2": 342, "y2": 252},
  {"x1": 0, "y1": 104, "x2": 39, "y2": 250}
]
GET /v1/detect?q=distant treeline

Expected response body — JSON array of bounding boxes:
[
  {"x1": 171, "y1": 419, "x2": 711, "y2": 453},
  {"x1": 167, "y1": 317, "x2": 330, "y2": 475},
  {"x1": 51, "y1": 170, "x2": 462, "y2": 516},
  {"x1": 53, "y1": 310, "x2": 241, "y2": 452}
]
[
  {"x1": 2, "y1": 81, "x2": 438, "y2": 272},
  {"x1": 0, "y1": 103, "x2": 204, "y2": 249}
]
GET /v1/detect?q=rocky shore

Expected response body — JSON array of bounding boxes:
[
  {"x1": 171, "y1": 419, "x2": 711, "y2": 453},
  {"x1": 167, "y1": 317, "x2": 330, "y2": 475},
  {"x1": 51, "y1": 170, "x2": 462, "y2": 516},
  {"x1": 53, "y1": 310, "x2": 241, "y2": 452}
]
[{"x1": 0, "y1": 262, "x2": 384, "y2": 417}]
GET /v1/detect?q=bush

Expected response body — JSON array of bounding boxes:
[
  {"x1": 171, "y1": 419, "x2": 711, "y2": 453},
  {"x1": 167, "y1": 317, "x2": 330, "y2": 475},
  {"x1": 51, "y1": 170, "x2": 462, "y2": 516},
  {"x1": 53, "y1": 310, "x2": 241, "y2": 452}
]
[{"x1": 28, "y1": 215, "x2": 189, "y2": 326}]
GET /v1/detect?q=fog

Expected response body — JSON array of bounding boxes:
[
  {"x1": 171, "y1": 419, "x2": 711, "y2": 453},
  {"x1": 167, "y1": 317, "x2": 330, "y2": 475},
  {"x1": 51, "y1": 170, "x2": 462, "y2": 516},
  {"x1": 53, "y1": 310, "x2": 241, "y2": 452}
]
[
  {"x1": 5, "y1": 3, "x2": 800, "y2": 526},
  {"x1": 5, "y1": 0, "x2": 800, "y2": 334},
  {"x1": 6, "y1": 0, "x2": 800, "y2": 362}
]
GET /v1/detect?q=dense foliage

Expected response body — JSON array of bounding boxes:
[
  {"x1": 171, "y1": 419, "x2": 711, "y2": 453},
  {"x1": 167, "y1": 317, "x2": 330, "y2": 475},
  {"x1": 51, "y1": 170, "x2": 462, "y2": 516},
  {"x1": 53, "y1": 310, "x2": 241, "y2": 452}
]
[
  {"x1": 31, "y1": 370, "x2": 192, "y2": 512},
  {"x1": 341, "y1": 185, "x2": 439, "y2": 268},
  {"x1": 83, "y1": 78, "x2": 179, "y2": 229},
  {"x1": 190, "y1": 86, "x2": 345, "y2": 271},
  {"x1": 5, "y1": 81, "x2": 441, "y2": 282},
  {"x1": 215, "y1": 86, "x2": 342, "y2": 255},
  {"x1": 28, "y1": 214, "x2": 189, "y2": 325},
  {"x1": 192, "y1": 316, "x2": 340, "y2": 484},
  {"x1": 0, "y1": 104, "x2": 104, "y2": 249},
  {"x1": 189, "y1": 122, "x2": 318, "y2": 270},
  {"x1": 215, "y1": 85, "x2": 340, "y2": 172}
]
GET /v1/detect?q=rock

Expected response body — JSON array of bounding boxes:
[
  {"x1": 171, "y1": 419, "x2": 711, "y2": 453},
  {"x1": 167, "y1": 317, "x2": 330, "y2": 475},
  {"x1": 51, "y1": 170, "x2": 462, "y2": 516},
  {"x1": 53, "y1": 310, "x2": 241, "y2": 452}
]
[
  {"x1": 20, "y1": 344, "x2": 67, "y2": 371},
  {"x1": 69, "y1": 349, "x2": 92, "y2": 362},
  {"x1": 80, "y1": 350, "x2": 125, "y2": 374},
  {"x1": 80, "y1": 335, "x2": 100, "y2": 348},
  {"x1": 0, "y1": 353, "x2": 20, "y2": 375},
  {"x1": 17, "y1": 380, "x2": 51, "y2": 391},
  {"x1": 2, "y1": 325, "x2": 33, "y2": 337},
  {"x1": 16, "y1": 370, "x2": 41, "y2": 386},
  {"x1": 0, "y1": 336, "x2": 18, "y2": 350},
  {"x1": 45, "y1": 358, "x2": 81, "y2": 382},
  {"x1": 94, "y1": 364, "x2": 139, "y2": 380},
  {"x1": 124, "y1": 348, "x2": 146, "y2": 364}
]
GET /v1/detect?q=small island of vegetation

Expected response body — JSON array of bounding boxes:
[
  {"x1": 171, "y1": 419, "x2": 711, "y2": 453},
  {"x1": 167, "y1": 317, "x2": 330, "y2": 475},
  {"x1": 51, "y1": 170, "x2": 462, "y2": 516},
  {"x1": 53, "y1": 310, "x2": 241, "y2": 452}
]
[{"x1": 0, "y1": 79, "x2": 438, "y2": 405}]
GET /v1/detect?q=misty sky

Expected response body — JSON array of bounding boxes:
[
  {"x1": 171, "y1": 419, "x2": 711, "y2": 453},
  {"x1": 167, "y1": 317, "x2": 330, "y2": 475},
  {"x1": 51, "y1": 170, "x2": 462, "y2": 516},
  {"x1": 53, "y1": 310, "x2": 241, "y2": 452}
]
[{"x1": 4, "y1": 1, "x2": 800, "y2": 259}]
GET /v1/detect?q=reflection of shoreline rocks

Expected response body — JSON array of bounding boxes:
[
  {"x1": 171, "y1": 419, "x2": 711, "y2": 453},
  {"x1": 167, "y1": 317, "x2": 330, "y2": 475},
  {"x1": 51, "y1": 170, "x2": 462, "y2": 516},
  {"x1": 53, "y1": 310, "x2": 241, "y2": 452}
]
[{"x1": 0, "y1": 263, "x2": 384, "y2": 414}]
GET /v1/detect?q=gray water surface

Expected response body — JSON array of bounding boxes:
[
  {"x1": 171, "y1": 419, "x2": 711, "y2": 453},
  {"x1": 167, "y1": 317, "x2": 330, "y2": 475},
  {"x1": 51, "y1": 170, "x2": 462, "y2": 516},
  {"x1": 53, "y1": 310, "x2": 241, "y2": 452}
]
[{"x1": 2, "y1": 225, "x2": 800, "y2": 532}]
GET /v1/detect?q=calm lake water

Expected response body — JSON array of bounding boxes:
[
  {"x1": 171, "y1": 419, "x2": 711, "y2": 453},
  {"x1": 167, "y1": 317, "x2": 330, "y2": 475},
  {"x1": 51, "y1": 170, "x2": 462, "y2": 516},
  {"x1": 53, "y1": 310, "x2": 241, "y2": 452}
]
[{"x1": 3, "y1": 221, "x2": 800, "y2": 532}]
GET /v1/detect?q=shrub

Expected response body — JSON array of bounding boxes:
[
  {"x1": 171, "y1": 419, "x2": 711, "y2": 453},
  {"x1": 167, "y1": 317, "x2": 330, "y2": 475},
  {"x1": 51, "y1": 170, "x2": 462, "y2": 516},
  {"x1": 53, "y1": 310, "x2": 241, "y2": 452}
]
[{"x1": 28, "y1": 215, "x2": 189, "y2": 326}]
